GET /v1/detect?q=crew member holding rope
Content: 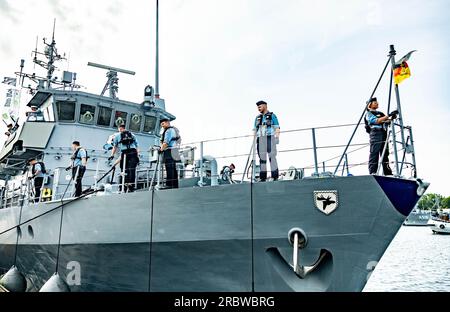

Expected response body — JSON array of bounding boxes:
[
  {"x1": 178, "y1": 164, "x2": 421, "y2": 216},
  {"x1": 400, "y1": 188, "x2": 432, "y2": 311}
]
[
  {"x1": 253, "y1": 100, "x2": 280, "y2": 182},
  {"x1": 365, "y1": 97, "x2": 397, "y2": 175},
  {"x1": 109, "y1": 124, "x2": 140, "y2": 192},
  {"x1": 158, "y1": 118, "x2": 181, "y2": 189}
]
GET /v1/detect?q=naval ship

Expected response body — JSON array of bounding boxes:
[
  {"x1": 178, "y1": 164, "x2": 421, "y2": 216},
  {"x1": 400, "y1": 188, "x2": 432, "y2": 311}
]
[{"x1": 0, "y1": 6, "x2": 429, "y2": 292}]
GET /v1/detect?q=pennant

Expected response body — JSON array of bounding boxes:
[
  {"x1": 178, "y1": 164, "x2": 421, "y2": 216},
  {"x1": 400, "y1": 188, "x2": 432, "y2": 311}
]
[{"x1": 395, "y1": 50, "x2": 417, "y2": 65}]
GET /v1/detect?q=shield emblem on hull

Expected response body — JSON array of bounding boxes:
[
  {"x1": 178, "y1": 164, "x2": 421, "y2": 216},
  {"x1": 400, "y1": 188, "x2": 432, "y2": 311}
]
[{"x1": 314, "y1": 190, "x2": 338, "y2": 215}]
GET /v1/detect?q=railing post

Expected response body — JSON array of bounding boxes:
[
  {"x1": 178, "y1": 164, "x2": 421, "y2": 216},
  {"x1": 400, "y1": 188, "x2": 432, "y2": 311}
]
[
  {"x1": 199, "y1": 141, "x2": 204, "y2": 186},
  {"x1": 389, "y1": 122, "x2": 400, "y2": 176},
  {"x1": 408, "y1": 126, "x2": 417, "y2": 177},
  {"x1": 344, "y1": 153, "x2": 349, "y2": 176},
  {"x1": 121, "y1": 153, "x2": 127, "y2": 192},
  {"x1": 52, "y1": 168, "x2": 60, "y2": 201},
  {"x1": 389, "y1": 44, "x2": 407, "y2": 175},
  {"x1": 311, "y1": 128, "x2": 319, "y2": 176}
]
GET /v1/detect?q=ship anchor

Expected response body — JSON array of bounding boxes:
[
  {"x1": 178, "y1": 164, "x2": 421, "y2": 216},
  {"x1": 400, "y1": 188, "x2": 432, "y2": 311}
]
[{"x1": 288, "y1": 228, "x2": 328, "y2": 278}]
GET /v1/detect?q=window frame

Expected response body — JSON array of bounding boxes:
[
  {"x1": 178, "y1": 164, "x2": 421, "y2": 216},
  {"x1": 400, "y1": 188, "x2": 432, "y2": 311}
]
[
  {"x1": 96, "y1": 105, "x2": 114, "y2": 127},
  {"x1": 79, "y1": 103, "x2": 97, "y2": 125},
  {"x1": 55, "y1": 100, "x2": 77, "y2": 123}
]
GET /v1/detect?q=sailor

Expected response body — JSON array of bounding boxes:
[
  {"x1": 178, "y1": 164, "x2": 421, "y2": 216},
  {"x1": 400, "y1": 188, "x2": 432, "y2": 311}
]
[
  {"x1": 109, "y1": 124, "x2": 140, "y2": 192},
  {"x1": 27, "y1": 158, "x2": 46, "y2": 203},
  {"x1": 365, "y1": 97, "x2": 397, "y2": 175},
  {"x1": 158, "y1": 118, "x2": 181, "y2": 189},
  {"x1": 4, "y1": 124, "x2": 13, "y2": 138},
  {"x1": 253, "y1": 100, "x2": 280, "y2": 182},
  {"x1": 220, "y1": 163, "x2": 235, "y2": 183},
  {"x1": 69, "y1": 141, "x2": 88, "y2": 197},
  {"x1": 26, "y1": 105, "x2": 45, "y2": 122}
]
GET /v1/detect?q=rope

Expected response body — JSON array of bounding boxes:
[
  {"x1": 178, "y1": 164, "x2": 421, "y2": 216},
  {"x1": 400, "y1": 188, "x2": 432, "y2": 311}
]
[
  {"x1": 54, "y1": 169, "x2": 76, "y2": 274},
  {"x1": 333, "y1": 55, "x2": 393, "y2": 175},
  {"x1": 0, "y1": 187, "x2": 99, "y2": 238},
  {"x1": 13, "y1": 170, "x2": 29, "y2": 266}
]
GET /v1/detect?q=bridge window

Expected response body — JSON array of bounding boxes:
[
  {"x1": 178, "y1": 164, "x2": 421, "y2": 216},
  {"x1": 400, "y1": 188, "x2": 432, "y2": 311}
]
[
  {"x1": 129, "y1": 114, "x2": 142, "y2": 132},
  {"x1": 56, "y1": 101, "x2": 76, "y2": 121},
  {"x1": 113, "y1": 111, "x2": 128, "y2": 128},
  {"x1": 79, "y1": 104, "x2": 96, "y2": 125},
  {"x1": 97, "y1": 106, "x2": 112, "y2": 126},
  {"x1": 143, "y1": 116, "x2": 157, "y2": 134}
]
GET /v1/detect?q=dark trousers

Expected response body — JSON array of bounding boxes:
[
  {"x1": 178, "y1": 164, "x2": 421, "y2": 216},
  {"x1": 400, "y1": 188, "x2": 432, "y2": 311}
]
[
  {"x1": 257, "y1": 136, "x2": 279, "y2": 181},
  {"x1": 120, "y1": 149, "x2": 139, "y2": 192},
  {"x1": 163, "y1": 149, "x2": 179, "y2": 189},
  {"x1": 72, "y1": 166, "x2": 86, "y2": 197},
  {"x1": 33, "y1": 177, "x2": 44, "y2": 203},
  {"x1": 369, "y1": 129, "x2": 393, "y2": 175}
]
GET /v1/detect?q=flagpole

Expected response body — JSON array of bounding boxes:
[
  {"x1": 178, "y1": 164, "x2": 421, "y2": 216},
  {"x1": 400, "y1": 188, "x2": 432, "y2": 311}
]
[{"x1": 389, "y1": 45, "x2": 407, "y2": 176}]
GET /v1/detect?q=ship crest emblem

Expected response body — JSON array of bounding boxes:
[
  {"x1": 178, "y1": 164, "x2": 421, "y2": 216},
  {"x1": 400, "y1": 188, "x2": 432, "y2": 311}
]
[{"x1": 313, "y1": 190, "x2": 339, "y2": 215}]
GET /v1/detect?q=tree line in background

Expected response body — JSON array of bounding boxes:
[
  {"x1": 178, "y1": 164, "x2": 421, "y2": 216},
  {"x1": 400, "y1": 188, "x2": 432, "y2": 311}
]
[{"x1": 417, "y1": 193, "x2": 450, "y2": 210}]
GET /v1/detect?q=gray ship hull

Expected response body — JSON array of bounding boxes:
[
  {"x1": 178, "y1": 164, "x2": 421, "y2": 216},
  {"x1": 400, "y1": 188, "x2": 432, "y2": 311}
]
[{"x1": 0, "y1": 175, "x2": 420, "y2": 291}]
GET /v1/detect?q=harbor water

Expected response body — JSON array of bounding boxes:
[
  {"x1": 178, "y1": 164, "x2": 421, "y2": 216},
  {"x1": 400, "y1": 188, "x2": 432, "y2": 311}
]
[{"x1": 364, "y1": 226, "x2": 450, "y2": 291}]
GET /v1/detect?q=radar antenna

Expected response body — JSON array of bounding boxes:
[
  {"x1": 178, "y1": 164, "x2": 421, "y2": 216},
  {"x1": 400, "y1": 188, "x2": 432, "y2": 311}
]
[{"x1": 87, "y1": 62, "x2": 135, "y2": 99}]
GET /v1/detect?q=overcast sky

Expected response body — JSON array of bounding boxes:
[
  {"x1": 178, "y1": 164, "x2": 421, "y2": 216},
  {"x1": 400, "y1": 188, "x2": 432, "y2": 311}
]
[{"x1": 0, "y1": 0, "x2": 449, "y2": 195}]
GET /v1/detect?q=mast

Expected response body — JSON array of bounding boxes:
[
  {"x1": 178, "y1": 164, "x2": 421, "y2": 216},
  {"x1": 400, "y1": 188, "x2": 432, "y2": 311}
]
[
  {"x1": 46, "y1": 19, "x2": 57, "y2": 89},
  {"x1": 389, "y1": 45, "x2": 408, "y2": 176},
  {"x1": 155, "y1": 0, "x2": 160, "y2": 98}
]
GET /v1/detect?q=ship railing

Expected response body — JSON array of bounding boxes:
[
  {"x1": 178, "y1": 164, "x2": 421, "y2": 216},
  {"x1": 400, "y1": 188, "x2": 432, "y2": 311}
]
[
  {"x1": 105, "y1": 121, "x2": 417, "y2": 191},
  {"x1": 169, "y1": 121, "x2": 417, "y2": 185}
]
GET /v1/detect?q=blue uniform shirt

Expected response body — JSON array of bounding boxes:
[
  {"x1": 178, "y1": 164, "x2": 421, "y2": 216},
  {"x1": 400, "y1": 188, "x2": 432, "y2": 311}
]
[
  {"x1": 73, "y1": 148, "x2": 87, "y2": 167},
  {"x1": 112, "y1": 131, "x2": 139, "y2": 151},
  {"x1": 366, "y1": 111, "x2": 383, "y2": 130},
  {"x1": 162, "y1": 127, "x2": 178, "y2": 148},
  {"x1": 32, "y1": 163, "x2": 45, "y2": 178},
  {"x1": 253, "y1": 112, "x2": 280, "y2": 137}
]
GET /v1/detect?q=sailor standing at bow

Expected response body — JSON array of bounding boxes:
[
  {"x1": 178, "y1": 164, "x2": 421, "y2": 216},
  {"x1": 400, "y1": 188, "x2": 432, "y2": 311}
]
[
  {"x1": 365, "y1": 97, "x2": 397, "y2": 176},
  {"x1": 253, "y1": 100, "x2": 280, "y2": 182}
]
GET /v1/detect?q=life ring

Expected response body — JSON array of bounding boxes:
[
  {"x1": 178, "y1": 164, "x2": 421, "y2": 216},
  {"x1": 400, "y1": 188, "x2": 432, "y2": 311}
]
[
  {"x1": 440, "y1": 224, "x2": 445, "y2": 230},
  {"x1": 131, "y1": 115, "x2": 141, "y2": 124},
  {"x1": 41, "y1": 188, "x2": 52, "y2": 201},
  {"x1": 115, "y1": 117, "x2": 124, "y2": 126},
  {"x1": 82, "y1": 111, "x2": 93, "y2": 123}
]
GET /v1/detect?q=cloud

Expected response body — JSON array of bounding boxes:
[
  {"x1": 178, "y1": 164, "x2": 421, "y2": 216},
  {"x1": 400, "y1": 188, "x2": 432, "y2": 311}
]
[{"x1": 0, "y1": 0, "x2": 18, "y2": 22}]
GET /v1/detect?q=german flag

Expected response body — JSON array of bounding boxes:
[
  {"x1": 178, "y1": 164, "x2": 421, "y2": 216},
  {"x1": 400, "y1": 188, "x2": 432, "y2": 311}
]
[
  {"x1": 393, "y1": 61, "x2": 411, "y2": 84},
  {"x1": 393, "y1": 50, "x2": 416, "y2": 85}
]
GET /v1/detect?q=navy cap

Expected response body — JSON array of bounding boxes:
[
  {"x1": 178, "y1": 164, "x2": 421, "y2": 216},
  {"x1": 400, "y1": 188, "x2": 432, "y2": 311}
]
[
  {"x1": 369, "y1": 97, "x2": 377, "y2": 103},
  {"x1": 256, "y1": 100, "x2": 267, "y2": 106},
  {"x1": 160, "y1": 117, "x2": 170, "y2": 123}
]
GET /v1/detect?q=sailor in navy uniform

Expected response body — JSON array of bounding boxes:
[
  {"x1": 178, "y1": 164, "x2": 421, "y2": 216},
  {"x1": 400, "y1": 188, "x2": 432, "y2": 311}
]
[
  {"x1": 70, "y1": 141, "x2": 88, "y2": 197},
  {"x1": 253, "y1": 100, "x2": 280, "y2": 182},
  {"x1": 158, "y1": 118, "x2": 180, "y2": 189},
  {"x1": 365, "y1": 97, "x2": 396, "y2": 175},
  {"x1": 27, "y1": 158, "x2": 46, "y2": 203},
  {"x1": 109, "y1": 124, "x2": 140, "y2": 192}
]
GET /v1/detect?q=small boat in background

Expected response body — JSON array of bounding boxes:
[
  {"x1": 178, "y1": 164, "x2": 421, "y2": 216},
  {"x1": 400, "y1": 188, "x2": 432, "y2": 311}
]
[{"x1": 403, "y1": 208, "x2": 431, "y2": 226}]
